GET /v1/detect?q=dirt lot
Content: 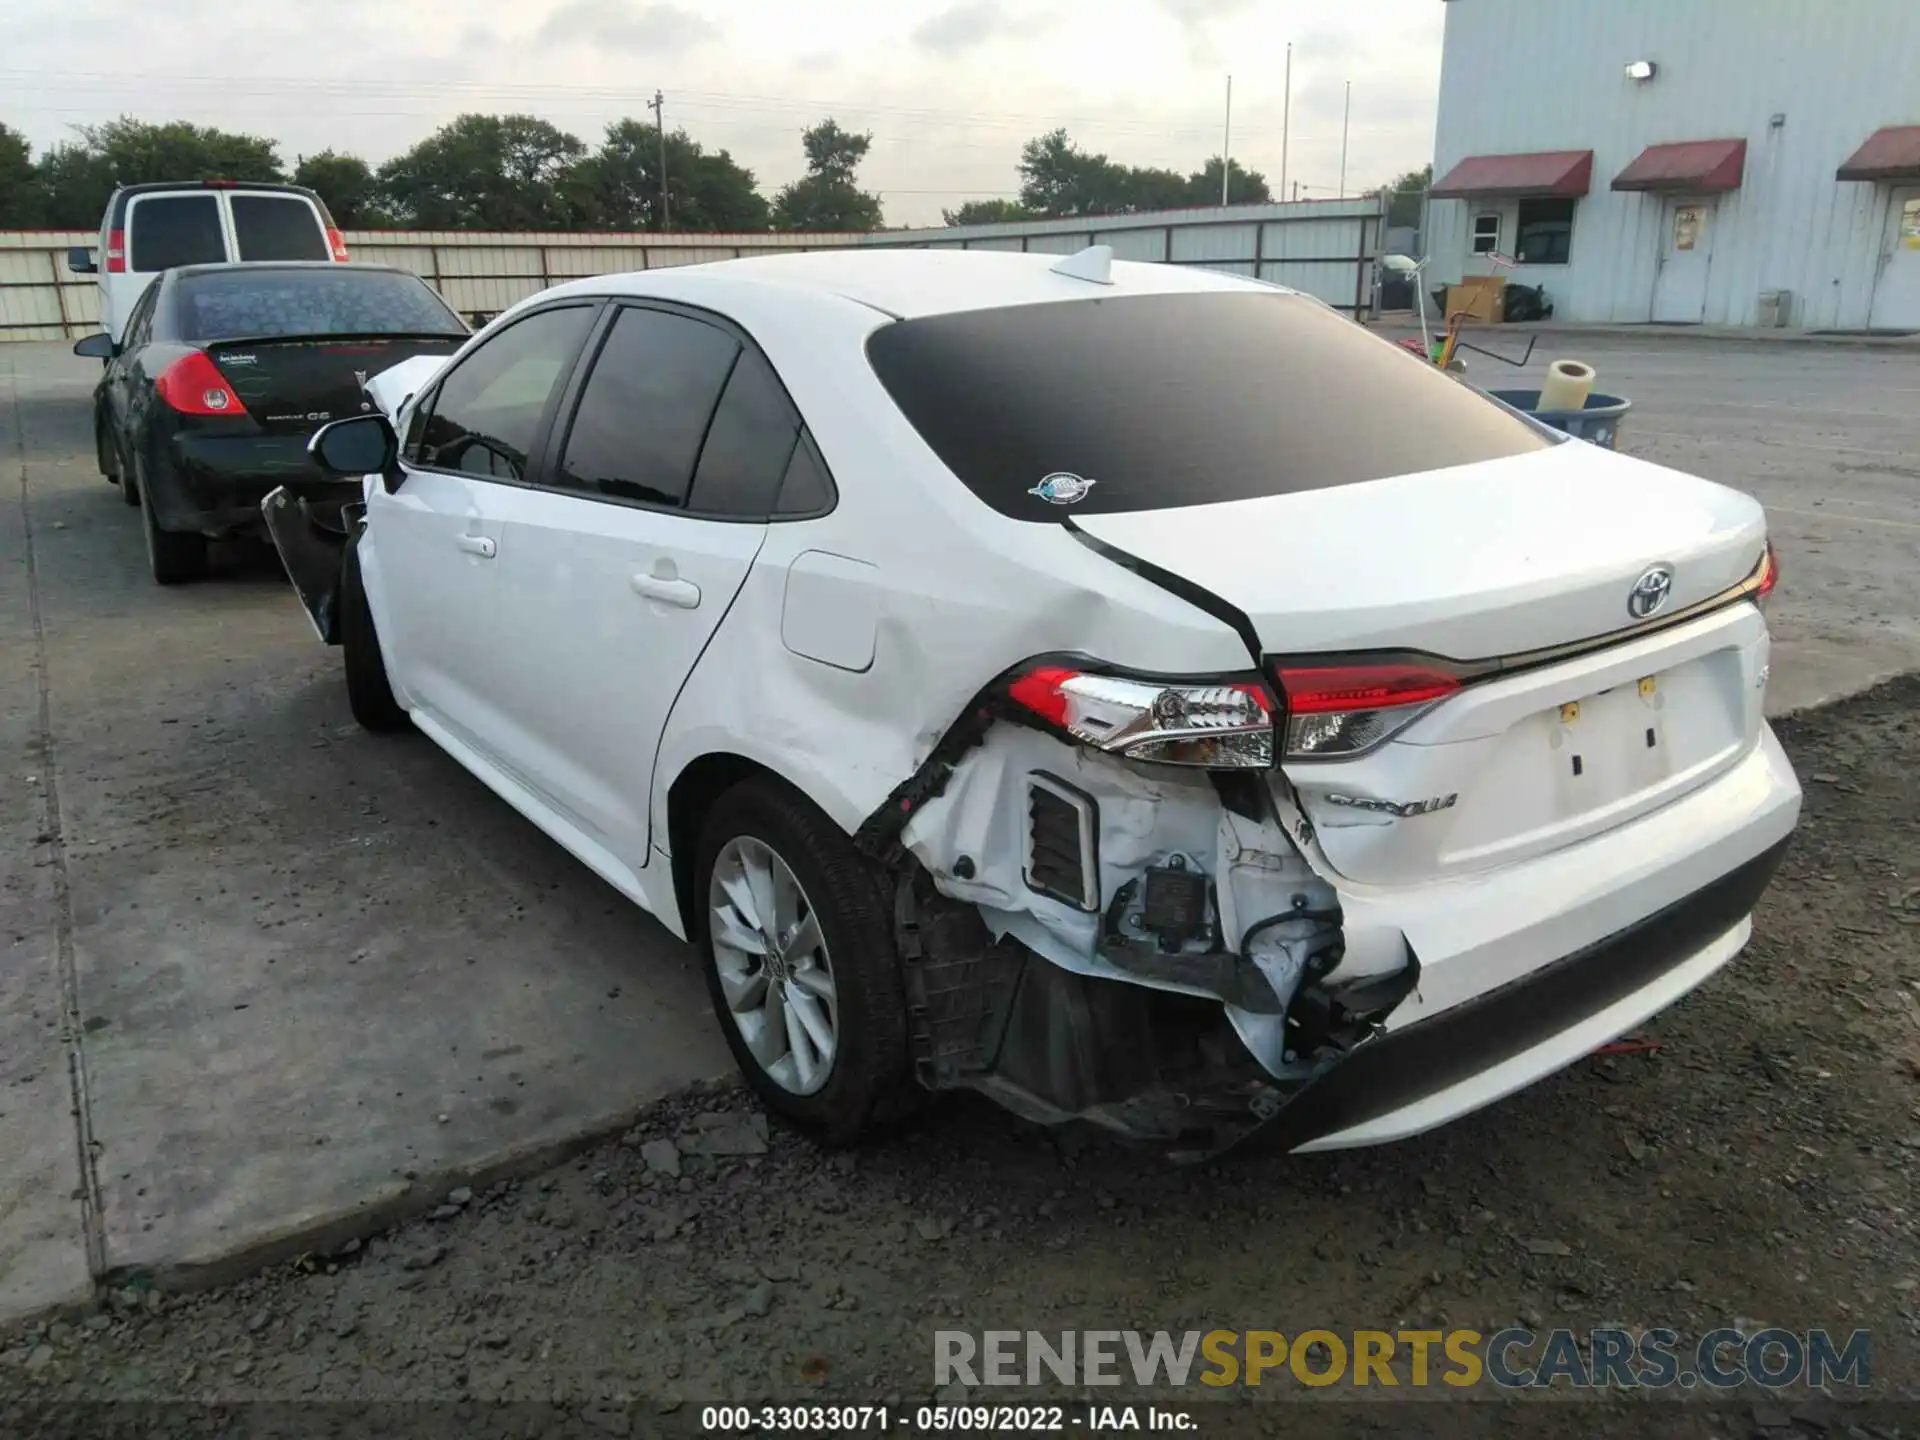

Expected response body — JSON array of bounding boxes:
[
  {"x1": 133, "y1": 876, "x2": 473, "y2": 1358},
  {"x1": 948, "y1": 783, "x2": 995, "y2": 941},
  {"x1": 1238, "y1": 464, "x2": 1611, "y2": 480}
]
[{"x1": 4, "y1": 675, "x2": 1917, "y2": 1434}]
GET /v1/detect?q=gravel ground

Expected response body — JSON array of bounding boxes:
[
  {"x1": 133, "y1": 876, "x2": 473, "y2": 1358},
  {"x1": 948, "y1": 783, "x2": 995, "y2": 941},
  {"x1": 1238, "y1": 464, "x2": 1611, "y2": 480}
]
[{"x1": 4, "y1": 677, "x2": 1919, "y2": 1438}]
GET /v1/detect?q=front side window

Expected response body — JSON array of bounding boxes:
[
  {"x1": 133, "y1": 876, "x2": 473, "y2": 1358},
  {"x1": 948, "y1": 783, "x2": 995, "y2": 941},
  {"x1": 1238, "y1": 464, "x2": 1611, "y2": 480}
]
[
  {"x1": 555, "y1": 307, "x2": 740, "y2": 508},
  {"x1": 1471, "y1": 213, "x2": 1501, "y2": 255},
  {"x1": 415, "y1": 305, "x2": 594, "y2": 481},
  {"x1": 129, "y1": 195, "x2": 226, "y2": 272},
  {"x1": 230, "y1": 195, "x2": 331, "y2": 262},
  {"x1": 1515, "y1": 198, "x2": 1575, "y2": 265},
  {"x1": 866, "y1": 289, "x2": 1553, "y2": 521}
]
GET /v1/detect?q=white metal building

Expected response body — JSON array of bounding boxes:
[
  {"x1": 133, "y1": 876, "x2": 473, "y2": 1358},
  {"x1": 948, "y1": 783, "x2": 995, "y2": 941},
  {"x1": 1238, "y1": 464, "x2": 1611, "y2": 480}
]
[{"x1": 1426, "y1": 0, "x2": 1920, "y2": 330}]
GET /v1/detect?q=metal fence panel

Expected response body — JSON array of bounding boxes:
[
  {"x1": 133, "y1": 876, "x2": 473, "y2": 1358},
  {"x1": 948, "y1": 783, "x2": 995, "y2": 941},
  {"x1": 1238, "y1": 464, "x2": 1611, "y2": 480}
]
[{"x1": 2, "y1": 199, "x2": 1385, "y2": 340}]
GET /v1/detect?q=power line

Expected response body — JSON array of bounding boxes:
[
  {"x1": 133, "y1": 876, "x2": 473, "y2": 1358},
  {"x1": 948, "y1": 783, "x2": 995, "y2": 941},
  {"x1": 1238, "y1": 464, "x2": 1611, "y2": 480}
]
[{"x1": 0, "y1": 69, "x2": 1424, "y2": 144}]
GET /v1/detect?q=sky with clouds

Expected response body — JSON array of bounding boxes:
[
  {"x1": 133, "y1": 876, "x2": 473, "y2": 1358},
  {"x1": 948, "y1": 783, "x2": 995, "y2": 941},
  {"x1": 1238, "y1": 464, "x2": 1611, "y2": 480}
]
[{"x1": 0, "y1": 0, "x2": 1445, "y2": 227}]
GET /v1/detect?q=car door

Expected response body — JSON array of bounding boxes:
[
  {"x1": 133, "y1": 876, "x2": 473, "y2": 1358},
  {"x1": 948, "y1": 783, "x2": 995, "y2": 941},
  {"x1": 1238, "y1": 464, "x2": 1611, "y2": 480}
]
[
  {"x1": 365, "y1": 301, "x2": 599, "y2": 762},
  {"x1": 103, "y1": 282, "x2": 160, "y2": 443},
  {"x1": 474, "y1": 301, "x2": 794, "y2": 869}
]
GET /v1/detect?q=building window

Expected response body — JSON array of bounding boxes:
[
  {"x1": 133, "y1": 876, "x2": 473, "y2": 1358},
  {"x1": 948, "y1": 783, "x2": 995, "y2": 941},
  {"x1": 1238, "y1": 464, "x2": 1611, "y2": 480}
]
[
  {"x1": 1471, "y1": 213, "x2": 1501, "y2": 255},
  {"x1": 1515, "y1": 198, "x2": 1575, "y2": 265}
]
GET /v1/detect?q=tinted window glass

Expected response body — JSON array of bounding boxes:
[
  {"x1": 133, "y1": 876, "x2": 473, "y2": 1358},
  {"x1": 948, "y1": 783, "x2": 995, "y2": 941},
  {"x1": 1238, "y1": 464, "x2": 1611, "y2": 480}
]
[
  {"x1": 417, "y1": 305, "x2": 594, "y2": 481},
  {"x1": 129, "y1": 195, "x2": 226, "y2": 272},
  {"x1": 687, "y1": 348, "x2": 801, "y2": 516},
  {"x1": 177, "y1": 268, "x2": 465, "y2": 343},
  {"x1": 557, "y1": 308, "x2": 739, "y2": 507},
  {"x1": 1516, "y1": 198, "x2": 1574, "y2": 265},
  {"x1": 775, "y1": 431, "x2": 835, "y2": 517},
  {"x1": 865, "y1": 290, "x2": 1553, "y2": 520},
  {"x1": 122, "y1": 285, "x2": 159, "y2": 351},
  {"x1": 231, "y1": 195, "x2": 330, "y2": 261}
]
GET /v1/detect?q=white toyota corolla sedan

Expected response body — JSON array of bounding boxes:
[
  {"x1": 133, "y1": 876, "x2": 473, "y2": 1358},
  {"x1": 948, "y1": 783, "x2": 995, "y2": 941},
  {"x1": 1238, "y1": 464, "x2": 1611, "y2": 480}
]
[{"x1": 266, "y1": 247, "x2": 1800, "y2": 1159}]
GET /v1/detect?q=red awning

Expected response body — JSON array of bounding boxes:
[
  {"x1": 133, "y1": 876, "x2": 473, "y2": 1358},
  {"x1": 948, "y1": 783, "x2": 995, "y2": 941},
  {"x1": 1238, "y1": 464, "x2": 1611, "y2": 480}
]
[
  {"x1": 1429, "y1": 150, "x2": 1593, "y2": 200},
  {"x1": 1837, "y1": 125, "x2": 1920, "y2": 182},
  {"x1": 1611, "y1": 138, "x2": 1747, "y2": 193}
]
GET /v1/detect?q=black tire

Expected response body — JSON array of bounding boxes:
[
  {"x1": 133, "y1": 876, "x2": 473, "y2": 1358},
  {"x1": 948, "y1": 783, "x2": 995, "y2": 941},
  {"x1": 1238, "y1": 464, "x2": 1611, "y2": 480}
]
[
  {"x1": 136, "y1": 456, "x2": 208, "y2": 585},
  {"x1": 118, "y1": 451, "x2": 140, "y2": 514},
  {"x1": 340, "y1": 529, "x2": 409, "y2": 733},
  {"x1": 694, "y1": 779, "x2": 918, "y2": 1143},
  {"x1": 95, "y1": 406, "x2": 120, "y2": 482}
]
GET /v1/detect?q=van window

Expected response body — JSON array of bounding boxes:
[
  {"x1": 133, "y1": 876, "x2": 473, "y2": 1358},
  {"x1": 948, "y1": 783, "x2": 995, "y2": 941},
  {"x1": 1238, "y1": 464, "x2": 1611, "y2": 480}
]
[
  {"x1": 232, "y1": 195, "x2": 331, "y2": 262},
  {"x1": 129, "y1": 195, "x2": 226, "y2": 272}
]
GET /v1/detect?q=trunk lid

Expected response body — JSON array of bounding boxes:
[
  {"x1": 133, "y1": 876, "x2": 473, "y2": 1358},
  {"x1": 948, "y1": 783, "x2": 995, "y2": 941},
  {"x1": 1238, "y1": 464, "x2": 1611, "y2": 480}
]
[
  {"x1": 1069, "y1": 442, "x2": 1766, "y2": 662},
  {"x1": 206, "y1": 336, "x2": 464, "y2": 439},
  {"x1": 1073, "y1": 443, "x2": 1773, "y2": 888}
]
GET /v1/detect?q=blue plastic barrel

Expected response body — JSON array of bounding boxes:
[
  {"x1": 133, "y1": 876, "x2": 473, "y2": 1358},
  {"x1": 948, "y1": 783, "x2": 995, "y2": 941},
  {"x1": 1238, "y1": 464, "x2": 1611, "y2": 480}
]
[{"x1": 1485, "y1": 389, "x2": 1633, "y2": 450}]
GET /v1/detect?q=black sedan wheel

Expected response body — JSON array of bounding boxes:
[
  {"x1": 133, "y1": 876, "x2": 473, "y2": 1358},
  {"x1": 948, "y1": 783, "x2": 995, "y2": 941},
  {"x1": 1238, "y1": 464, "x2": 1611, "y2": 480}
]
[{"x1": 135, "y1": 456, "x2": 208, "y2": 585}]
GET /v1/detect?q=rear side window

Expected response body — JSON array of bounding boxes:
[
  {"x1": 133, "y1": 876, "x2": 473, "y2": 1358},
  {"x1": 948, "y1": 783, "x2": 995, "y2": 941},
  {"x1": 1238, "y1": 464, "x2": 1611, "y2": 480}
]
[
  {"x1": 416, "y1": 305, "x2": 594, "y2": 481},
  {"x1": 129, "y1": 195, "x2": 225, "y2": 272},
  {"x1": 555, "y1": 307, "x2": 739, "y2": 507},
  {"x1": 865, "y1": 290, "x2": 1554, "y2": 520},
  {"x1": 687, "y1": 348, "x2": 803, "y2": 517},
  {"x1": 231, "y1": 195, "x2": 331, "y2": 261},
  {"x1": 178, "y1": 269, "x2": 465, "y2": 343}
]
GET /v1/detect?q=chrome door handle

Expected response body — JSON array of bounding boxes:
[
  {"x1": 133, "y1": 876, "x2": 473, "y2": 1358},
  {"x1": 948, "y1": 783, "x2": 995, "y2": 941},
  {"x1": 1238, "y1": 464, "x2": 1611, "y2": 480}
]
[
  {"x1": 631, "y1": 573, "x2": 701, "y2": 609},
  {"x1": 456, "y1": 534, "x2": 496, "y2": 558}
]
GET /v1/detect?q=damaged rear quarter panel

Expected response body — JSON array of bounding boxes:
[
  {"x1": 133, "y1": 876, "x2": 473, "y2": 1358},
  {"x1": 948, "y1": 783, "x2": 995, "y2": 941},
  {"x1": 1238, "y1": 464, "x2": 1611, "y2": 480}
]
[{"x1": 646, "y1": 289, "x2": 1251, "y2": 863}]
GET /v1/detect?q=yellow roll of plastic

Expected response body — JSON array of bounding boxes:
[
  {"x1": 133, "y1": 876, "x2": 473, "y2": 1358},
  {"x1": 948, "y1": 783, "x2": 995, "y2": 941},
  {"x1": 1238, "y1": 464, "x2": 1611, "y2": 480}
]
[{"x1": 1539, "y1": 359, "x2": 1595, "y2": 413}]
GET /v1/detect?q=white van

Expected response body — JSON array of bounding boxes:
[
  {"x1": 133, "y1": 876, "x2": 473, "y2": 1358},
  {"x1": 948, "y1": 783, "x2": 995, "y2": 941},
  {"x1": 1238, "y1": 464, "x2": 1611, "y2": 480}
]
[{"x1": 68, "y1": 181, "x2": 349, "y2": 346}]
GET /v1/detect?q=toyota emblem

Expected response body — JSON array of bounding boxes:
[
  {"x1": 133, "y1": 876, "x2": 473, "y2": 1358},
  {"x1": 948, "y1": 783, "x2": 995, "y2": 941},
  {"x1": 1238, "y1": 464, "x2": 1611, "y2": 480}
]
[{"x1": 1628, "y1": 565, "x2": 1674, "y2": 619}]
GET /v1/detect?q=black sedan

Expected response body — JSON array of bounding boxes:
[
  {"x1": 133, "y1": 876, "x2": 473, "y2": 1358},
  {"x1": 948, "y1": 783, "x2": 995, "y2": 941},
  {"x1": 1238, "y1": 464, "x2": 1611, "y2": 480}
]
[{"x1": 76, "y1": 262, "x2": 468, "y2": 584}]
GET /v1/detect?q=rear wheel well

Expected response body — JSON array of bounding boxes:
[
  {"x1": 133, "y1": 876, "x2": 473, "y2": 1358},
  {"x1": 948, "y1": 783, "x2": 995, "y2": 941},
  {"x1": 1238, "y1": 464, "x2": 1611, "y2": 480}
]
[{"x1": 668, "y1": 753, "x2": 786, "y2": 942}]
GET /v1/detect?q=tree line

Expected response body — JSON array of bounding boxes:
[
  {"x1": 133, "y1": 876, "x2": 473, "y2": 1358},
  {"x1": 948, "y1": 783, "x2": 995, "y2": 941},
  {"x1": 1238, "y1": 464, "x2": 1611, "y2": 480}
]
[
  {"x1": 0, "y1": 114, "x2": 883, "y2": 232},
  {"x1": 0, "y1": 113, "x2": 1433, "y2": 234}
]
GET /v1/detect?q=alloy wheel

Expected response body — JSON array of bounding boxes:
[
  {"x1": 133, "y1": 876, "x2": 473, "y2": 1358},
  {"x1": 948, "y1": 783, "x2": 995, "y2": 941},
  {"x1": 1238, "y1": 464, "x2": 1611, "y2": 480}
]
[{"x1": 707, "y1": 835, "x2": 839, "y2": 1095}]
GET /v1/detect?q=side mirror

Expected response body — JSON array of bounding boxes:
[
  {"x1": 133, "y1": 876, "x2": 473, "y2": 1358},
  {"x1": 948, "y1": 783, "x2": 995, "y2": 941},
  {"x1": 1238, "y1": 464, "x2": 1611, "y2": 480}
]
[
  {"x1": 308, "y1": 414, "x2": 401, "y2": 490},
  {"x1": 67, "y1": 246, "x2": 97, "y2": 275},
  {"x1": 73, "y1": 333, "x2": 116, "y2": 360}
]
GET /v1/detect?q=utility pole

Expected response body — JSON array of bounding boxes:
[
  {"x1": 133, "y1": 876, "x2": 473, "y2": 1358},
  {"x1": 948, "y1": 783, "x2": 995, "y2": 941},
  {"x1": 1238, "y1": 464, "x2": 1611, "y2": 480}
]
[
  {"x1": 1339, "y1": 80, "x2": 1351, "y2": 198},
  {"x1": 648, "y1": 89, "x2": 671, "y2": 230},
  {"x1": 1221, "y1": 75, "x2": 1233, "y2": 206},
  {"x1": 1280, "y1": 43, "x2": 1292, "y2": 202}
]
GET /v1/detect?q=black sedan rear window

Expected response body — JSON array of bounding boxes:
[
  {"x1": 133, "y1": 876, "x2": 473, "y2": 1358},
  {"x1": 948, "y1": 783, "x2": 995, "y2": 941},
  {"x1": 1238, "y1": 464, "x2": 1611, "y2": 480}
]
[
  {"x1": 177, "y1": 269, "x2": 466, "y2": 343},
  {"x1": 864, "y1": 289, "x2": 1553, "y2": 520}
]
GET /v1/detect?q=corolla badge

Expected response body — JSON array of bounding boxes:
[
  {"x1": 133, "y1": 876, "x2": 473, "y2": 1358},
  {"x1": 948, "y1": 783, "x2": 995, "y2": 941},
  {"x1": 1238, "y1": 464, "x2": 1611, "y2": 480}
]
[
  {"x1": 1627, "y1": 565, "x2": 1675, "y2": 619},
  {"x1": 1029, "y1": 472, "x2": 1097, "y2": 505}
]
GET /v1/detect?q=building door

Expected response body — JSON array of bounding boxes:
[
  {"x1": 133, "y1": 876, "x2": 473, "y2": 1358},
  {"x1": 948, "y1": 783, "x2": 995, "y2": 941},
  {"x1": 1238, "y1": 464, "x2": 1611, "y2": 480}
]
[
  {"x1": 1651, "y1": 199, "x2": 1714, "y2": 324},
  {"x1": 1867, "y1": 189, "x2": 1920, "y2": 331}
]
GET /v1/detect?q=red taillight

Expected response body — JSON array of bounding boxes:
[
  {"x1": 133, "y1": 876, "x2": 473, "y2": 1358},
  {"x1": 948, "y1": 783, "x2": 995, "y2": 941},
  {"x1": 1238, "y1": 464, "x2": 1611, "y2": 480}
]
[
  {"x1": 156, "y1": 352, "x2": 247, "y2": 417},
  {"x1": 1272, "y1": 661, "x2": 1463, "y2": 759},
  {"x1": 1007, "y1": 665, "x2": 1078, "y2": 729},
  {"x1": 326, "y1": 227, "x2": 350, "y2": 262},
  {"x1": 1754, "y1": 543, "x2": 1779, "y2": 604},
  {"x1": 105, "y1": 228, "x2": 126, "y2": 273},
  {"x1": 1274, "y1": 663, "x2": 1463, "y2": 716}
]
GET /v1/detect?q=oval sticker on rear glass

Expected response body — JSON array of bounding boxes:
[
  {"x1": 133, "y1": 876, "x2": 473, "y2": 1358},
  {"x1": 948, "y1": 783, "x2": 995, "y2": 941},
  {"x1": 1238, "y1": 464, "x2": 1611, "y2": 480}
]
[{"x1": 1029, "y1": 472, "x2": 1097, "y2": 505}]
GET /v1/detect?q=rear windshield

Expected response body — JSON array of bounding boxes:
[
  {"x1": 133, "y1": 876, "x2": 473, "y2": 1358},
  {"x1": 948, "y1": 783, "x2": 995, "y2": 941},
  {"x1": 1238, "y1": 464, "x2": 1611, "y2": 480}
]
[
  {"x1": 231, "y1": 194, "x2": 330, "y2": 261},
  {"x1": 177, "y1": 269, "x2": 466, "y2": 343},
  {"x1": 865, "y1": 289, "x2": 1554, "y2": 520},
  {"x1": 129, "y1": 195, "x2": 226, "y2": 272}
]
